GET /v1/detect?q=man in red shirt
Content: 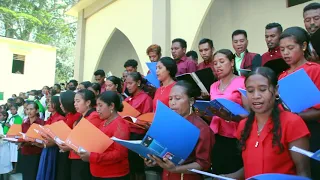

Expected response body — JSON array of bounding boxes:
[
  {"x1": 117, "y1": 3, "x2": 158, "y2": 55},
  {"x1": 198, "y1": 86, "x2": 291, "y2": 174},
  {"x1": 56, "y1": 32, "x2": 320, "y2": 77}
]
[
  {"x1": 146, "y1": 44, "x2": 162, "y2": 62},
  {"x1": 262, "y1": 23, "x2": 283, "y2": 65},
  {"x1": 197, "y1": 38, "x2": 215, "y2": 72},
  {"x1": 171, "y1": 38, "x2": 197, "y2": 76},
  {"x1": 303, "y1": 2, "x2": 320, "y2": 62},
  {"x1": 232, "y1": 30, "x2": 261, "y2": 73},
  {"x1": 186, "y1": 50, "x2": 199, "y2": 65},
  {"x1": 94, "y1": 69, "x2": 106, "y2": 93}
]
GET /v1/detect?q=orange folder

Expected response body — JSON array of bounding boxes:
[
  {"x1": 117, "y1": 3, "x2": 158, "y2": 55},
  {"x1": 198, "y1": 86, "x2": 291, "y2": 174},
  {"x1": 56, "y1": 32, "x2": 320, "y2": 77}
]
[
  {"x1": 123, "y1": 113, "x2": 155, "y2": 129},
  {"x1": 24, "y1": 124, "x2": 46, "y2": 144},
  {"x1": 65, "y1": 118, "x2": 113, "y2": 153},
  {"x1": 45, "y1": 121, "x2": 71, "y2": 144},
  {"x1": 118, "y1": 101, "x2": 141, "y2": 117},
  {"x1": 6, "y1": 124, "x2": 22, "y2": 139}
]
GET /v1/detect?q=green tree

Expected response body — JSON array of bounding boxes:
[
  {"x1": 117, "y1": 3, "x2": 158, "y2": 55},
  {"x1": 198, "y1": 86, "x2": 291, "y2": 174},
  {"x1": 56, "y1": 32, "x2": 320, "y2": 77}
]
[{"x1": 0, "y1": 0, "x2": 77, "y2": 83}]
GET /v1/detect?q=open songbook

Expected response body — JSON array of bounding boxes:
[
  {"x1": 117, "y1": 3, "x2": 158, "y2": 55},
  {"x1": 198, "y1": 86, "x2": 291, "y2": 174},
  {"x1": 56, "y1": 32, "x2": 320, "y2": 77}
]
[
  {"x1": 36, "y1": 121, "x2": 72, "y2": 145},
  {"x1": 176, "y1": 68, "x2": 217, "y2": 94},
  {"x1": 118, "y1": 101, "x2": 154, "y2": 129},
  {"x1": 311, "y1": 28, "x2": 320, "y2": 57},
  {"x1": 112, "y1": 101, "x2": 200, "y2": 165},
  {"x1": 145, "y1": 62, "x2": 160, "y2": 88},
  {"x1": 290, "y1": 146, "x2": 320, "y2": 161},
  {"x1": 194, "y1": 98, "x2": 249, "y2": 117},
  {"x1": 278, "y1": 69, "x2": 320, "y2": 113}
]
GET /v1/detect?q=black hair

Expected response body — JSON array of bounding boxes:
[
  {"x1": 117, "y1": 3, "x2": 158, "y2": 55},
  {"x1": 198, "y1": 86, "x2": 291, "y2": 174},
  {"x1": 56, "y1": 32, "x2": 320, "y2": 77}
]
[
  {"x1": 43, "y1": 86, "x2": 49, "y2": 90},
  {"x1": 232, "y1": 29, "x2": 248, "y2": 39},
  {"x1": 186, "y1": 51, "x2": 198, "y2": 60},
  {"x1": 106, "y1": 76, "x2": 122, "y2": 94},
  {"x1": 54, "y1": 84, "x2": 61, "y2": 90},
  {"x1": 0, "y1": 110, "x2": 8, "y2": 119},
  {"x1": 213, "y1": 49, "x2": 238, "y2": 75},
  {"x1": 30, "y1": 90, "x2": 39, "y2": 96},
  {"x1": 303, "y1": 2, "x2": 320, "y2": 13},
  {"x1": 126, "y1": 72, "x2": 147, "y2": 85},
  {"x1": 90, "y1": 83, "x2": 101, "y2": 94},
  {"x1": 199, "y1": 38, "x2": 214, "y2": 48},
  {"x1": 69, "y1": 79, "x2": 78, "y2": 87},
  {"x1": 240, "y1": 67, "x2": 283, "y2": 153},
  {"x1": 265, "y1": 22, "x2": 283, "y2": 33},
  {"x1": 76, "y1": 89, "x2": 97, "y2": 108},
  {"x1": 10, "y1": 104, "x2": 18, "y2": 110},
  {"x1": 60, "y1": 90, "x2": 77, "y2": 114},
  {"x1": 97, "y1": 91, "x2": 124, "y2": 112},
  {"x1": 80, "y1": 81, "x2": 92, "y2": 89},
  {"x1": 159, "y1": 57, "x2": 178, "y2": 79},
  {"x1": 175, "y1": 80, "x2": 201, "y2": 99},
  {"x1": 51, "y1": 96, "x2": 65, "y2": 116},
  {"x1": 94, "y1": 69, "x2": 106, "y2": 77},
  {"x1": 50, "y1": 89, "x2": 57, "y2": 96},
  {"x1": 172, "y1": 38, "x2": 187, "y2": 49},
  {"x1": 124, "y1": 59, "x2": 138, "y2": 68},
  {"x1": 279, "y1": 26, "x2": 311, "y2": 58}
]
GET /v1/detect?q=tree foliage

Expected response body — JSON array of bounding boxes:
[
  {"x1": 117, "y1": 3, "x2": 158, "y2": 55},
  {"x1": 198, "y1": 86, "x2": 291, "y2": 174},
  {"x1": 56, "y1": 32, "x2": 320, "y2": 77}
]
[{"x1": 0, "y1": 0, "x2": 78, "y2": 83}]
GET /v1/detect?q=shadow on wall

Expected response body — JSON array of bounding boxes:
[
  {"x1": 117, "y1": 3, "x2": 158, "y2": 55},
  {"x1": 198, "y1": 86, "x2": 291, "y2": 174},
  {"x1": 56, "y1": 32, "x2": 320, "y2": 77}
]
[{"x1": 95, "y1": 28, "x2": 142, "y2": 79}]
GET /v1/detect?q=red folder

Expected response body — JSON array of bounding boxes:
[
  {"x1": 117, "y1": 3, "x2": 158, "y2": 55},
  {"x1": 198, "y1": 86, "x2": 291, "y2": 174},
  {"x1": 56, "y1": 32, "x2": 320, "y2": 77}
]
[{"x1": 65, "y1": 118, "x2": 113, "y2": 153}]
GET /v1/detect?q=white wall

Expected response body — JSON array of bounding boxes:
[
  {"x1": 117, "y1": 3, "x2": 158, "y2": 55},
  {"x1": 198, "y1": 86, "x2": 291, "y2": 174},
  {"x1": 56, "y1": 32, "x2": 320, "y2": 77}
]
[{"x1": 0, "y1": 37, "x2": 56, "y2": 104}]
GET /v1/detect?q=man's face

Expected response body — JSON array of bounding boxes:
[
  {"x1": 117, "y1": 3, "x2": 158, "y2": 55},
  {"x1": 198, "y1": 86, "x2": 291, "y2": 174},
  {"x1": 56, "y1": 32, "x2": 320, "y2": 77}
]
[
  {"x1": 171, "y1": 42, "x2": 186, "y2": 60},
  {"x1": 304, "y1": 8, "x2": 320, "y2": 35},
  {"x1": 125, "y1": 66, "x2": 137, "y2": 73},
  {"x1": 148, "y1": 51, "x2": 160, "y2": 62},
  {"x1": 199, "y1": 43, "x2": 214, "y2": 62},
  {"x1": 95, "y1": 75, "x2": 105, "y2": 85},
  {"x1": 232, "y1": 34, "x2": 248, "y2": 55},
  {"x1": 265, "y1": 27, "x2": 281, "y2": 49}
]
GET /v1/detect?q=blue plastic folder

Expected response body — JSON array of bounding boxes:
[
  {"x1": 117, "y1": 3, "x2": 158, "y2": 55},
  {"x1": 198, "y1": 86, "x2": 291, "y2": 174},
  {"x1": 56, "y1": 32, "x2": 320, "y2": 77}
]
[
  {"x1": 278, "y1": 69, "x2": 320, "y2": 113},
  {"x1": 290, "y1": 146, "x2": 320, "y2": 161},
  {"x1": 145, "y1": 62, "x2": 160, "y2": 88},
  {"x1": 248, "y1": 173, "x2": 311, "y2": 180},
  {"x1": 194, "y1": 98, "x2": 249, "y2": 117},
  {"x1": 238, "y1": 88, "x2": 247, "y2": 97},
  {"x1": 112, "y1": 101, "x2": 200, "y2": 165}
]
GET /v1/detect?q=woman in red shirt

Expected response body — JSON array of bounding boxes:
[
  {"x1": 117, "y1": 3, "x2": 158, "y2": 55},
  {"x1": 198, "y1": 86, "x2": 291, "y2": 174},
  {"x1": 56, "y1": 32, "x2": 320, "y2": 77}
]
[
  {"x1": 223, "y1": 67, "x2": 310, "y2": 179},
  {"x1": 145, "y1": 81, "x2": 215, "y2": 180},
  {"x1": 55, "y1": 90, "x2": 82, "y2": 180},
  {"x1": 17, "y1": 102, "x2": 44, "y2": 180},
  {"x1": 153, "y1": 57, "x2": 177, "y2": 110},
  {"x1": 125, "y1": 72, "x2": 153, "y2": 180},
  {"x1": 278, "y1": 27, "x2": 320, "y2": 180},
  {"x1": 79, "y1": 91, "x2": 130, "y2": 180},
  {"x1": 37, "y1": 95, "x2": 66, "y2": 180},
  {"x1": 58, "y1": 89, "x2": 102, "y2": 180}
]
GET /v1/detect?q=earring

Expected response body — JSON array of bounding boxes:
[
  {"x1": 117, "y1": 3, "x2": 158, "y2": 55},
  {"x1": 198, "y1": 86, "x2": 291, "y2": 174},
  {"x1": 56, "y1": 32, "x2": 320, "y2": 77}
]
[{"x1": 110, "y1": 109, "x2": 113, "y2": 114}]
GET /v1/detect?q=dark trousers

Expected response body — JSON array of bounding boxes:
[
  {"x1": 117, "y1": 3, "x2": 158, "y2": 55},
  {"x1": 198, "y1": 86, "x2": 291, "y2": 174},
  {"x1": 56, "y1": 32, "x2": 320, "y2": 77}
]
[{"x1": 71, "y1": 159, "x2": 92, "y2": 180}]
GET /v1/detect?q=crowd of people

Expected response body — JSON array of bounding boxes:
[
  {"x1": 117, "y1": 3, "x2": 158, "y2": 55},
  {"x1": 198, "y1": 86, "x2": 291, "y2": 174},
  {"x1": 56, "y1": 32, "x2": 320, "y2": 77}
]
[{"x1": 0, "y1": 2, "x2": 320, "y2": 180}]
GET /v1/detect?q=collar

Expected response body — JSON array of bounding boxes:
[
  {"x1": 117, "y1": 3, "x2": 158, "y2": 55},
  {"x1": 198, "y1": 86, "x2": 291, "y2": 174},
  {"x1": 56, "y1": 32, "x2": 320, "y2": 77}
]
[
  {"x1": 178, "y1": 55, "x2": 188, "y2": 63},
  {"x1": 235, "y1": 51, "x2": 245, "y2": 58},
  {"x1": 203, "y1": 59, "x2": 213, "y2": 65}
]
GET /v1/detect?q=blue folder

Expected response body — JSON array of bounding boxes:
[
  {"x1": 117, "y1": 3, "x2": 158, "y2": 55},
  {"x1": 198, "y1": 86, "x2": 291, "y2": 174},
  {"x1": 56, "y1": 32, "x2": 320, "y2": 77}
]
[
  {"x1": 238, "y1": 88, "x2": 247, "y2": 97},
  {"x1": 278, "y1": 69, "x2": 320, "y2": 113},
  {"x1": 248, "y1": 173, "x2": 311, "y2": 180},
  {"x1": 194, "y1": 98, "x2": 249, "y2": 117},
  {"x1": 145, "y1": 62, "x2": 160, "y2": 88},
  {"x1": 113, "y1": 101, "x2": 200, "y2": 165}
]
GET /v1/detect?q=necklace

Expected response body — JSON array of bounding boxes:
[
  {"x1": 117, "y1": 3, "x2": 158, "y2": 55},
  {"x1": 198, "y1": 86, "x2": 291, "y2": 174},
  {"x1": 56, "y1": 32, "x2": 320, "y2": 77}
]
[
  {"x1": 219, "y1": 75, "x2": 236, "y2": 92},
  {"x1": 160, "y1": 86, "x2": 167, "y2": 95},
  {"x1": 257, "y1": 122, "x2": 267, "y2": 136}
]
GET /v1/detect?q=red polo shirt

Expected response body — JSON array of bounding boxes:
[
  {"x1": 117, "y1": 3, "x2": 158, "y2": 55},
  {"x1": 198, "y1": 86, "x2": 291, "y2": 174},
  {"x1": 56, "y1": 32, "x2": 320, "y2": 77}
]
[
  {"x1": 21, "y1": 117, "x2": 44, "y2": 155},
  {"x1": 176, "y1": 56, "x2": 197, "y2": 76},
  {"x1": 124, "y1": 90, "x2": 153, "y2": 134},
  {"x1": 237, "y1": 111, "x2": 310, "y2": 178},
  {"x1": 89, "y1": 116, "x2": 130, "y2": 178},
  {"x1": 197, "y1": 60, "x2": 214, "y2": 72},
  {"x1": 162, "y1": 114, "x2": 215, "y2": 180},
  {"x1": 101, "y1": 82, "x2": 106, "y2": 93},
  {"x1": 261, "y1": 47, "x2": 282, "y2": 65}
]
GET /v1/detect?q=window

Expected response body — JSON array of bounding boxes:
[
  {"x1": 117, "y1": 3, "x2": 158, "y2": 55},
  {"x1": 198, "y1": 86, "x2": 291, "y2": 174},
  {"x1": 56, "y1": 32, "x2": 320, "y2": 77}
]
[
  {"x1": 287, "y1": 0, "x2": 311, "y2": 7},
  {"x1": 12, "y1": 54, "x2": 25, "y2": 74}
]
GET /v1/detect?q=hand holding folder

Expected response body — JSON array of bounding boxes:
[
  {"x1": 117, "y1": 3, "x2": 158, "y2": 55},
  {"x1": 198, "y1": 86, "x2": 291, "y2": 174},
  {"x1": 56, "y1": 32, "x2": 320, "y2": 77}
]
[
  {"x1": 65, "y1": 118, "x2": 113, "y2": 153},
  {"x1": 119, "y1": 101, "x2": 154, "y2": 129},
  {"x1": 24, "y1": 124, "x2": 46, "y2": 144}
]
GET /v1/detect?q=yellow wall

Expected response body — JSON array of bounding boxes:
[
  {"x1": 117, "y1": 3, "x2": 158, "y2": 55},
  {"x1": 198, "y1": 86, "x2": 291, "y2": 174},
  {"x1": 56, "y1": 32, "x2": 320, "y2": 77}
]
[
  {"x1": 83, "y1": 0, "x2": 152, "y2": 80},
  {"x1": 0, "y1": 37, "x2": 56, "y2": 104},
  {"x1": 193, "y1": 0, "x2": 320, "y2": 63}
]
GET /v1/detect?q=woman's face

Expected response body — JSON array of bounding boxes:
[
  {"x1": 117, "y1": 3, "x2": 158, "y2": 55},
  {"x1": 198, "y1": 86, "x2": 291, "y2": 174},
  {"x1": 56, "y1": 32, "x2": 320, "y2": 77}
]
[
  {"x1": 245, "y1": 74, "x2": 276, "y2": 114},
  {"x1": 0, "y1": 113, "x2": 5, "y2": 121},
  {"x1": 10, "y1": 106, "x2": 17, "y2": 115},
  {"x1": 96, "y1": 98, "x2": 113, "y2": 120},
  {"x1": 74, "y1": 93, "x2": 90, "y2": 114},
  {"x1": 280, "y1": 37, "x2": 306, "y2": 67},
  {"x1": 26, "y1": 104, "x2": 38, "y2": 118},
  {"x1": 77, "y1": 84, "x2": 86, "y2": 90},
  {"x1": 47, "y1": 99, "x2": 55, "y2": 113},
  {"x1": 169, "y1": 85, "x2": 192, "y2": 117},
  {"x1": 125, "y1": 76, "x2": 139, "y2": 94},
  {"x1": 213, "y1": 53, "x2": 234, "y2": 79},
  {"x1": 156, "y1": 61, "x2": 171, "y2": 82},
  {"x1": 105, "y1": 80, "x2": 117, "y2": 92}
]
